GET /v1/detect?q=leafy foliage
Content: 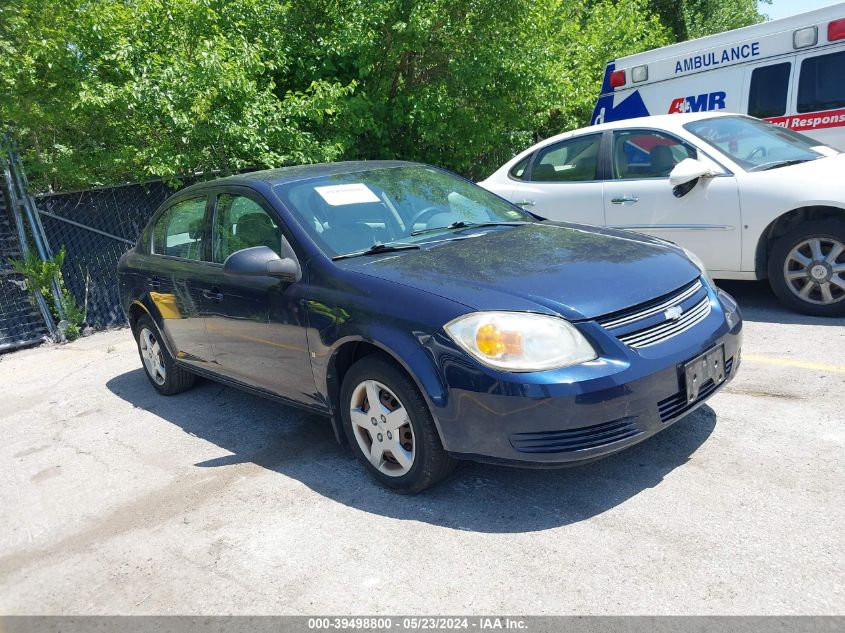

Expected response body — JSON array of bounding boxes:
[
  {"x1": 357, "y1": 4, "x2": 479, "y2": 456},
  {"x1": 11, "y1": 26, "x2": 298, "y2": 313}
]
[
  {"x1": 0, "y1": 0, "x2": 764, "y2": 190},
  {"x1": 10, "y1": 247, "x2": 85, "y2": 339}
]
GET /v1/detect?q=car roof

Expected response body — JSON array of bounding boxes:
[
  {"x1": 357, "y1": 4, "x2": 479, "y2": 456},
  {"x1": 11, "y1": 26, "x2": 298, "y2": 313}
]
[
  {"x1": 557, "y1": 111, "x2": 738, "y2": 138},
  {"x1": 179, "y1": 160, "x2": 420, "y2": 193},
  {"x1": 502, "y1": 112, "x2": 743, "y2": 161}
]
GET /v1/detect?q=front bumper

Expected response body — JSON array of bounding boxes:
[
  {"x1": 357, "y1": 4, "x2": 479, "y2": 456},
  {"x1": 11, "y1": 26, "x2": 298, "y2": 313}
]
[{"x1": 425, "y1": 290, "x2": 742, "y2": 467}]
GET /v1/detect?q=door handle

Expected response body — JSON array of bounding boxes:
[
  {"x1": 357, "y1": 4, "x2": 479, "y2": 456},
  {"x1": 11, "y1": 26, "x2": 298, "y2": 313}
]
[
  {"x1": 202, "y1": 288, "x2": 224, "y2": 302},
  {"x1": 514, "y1": 200, "x2": 535, "y2": 207},
  {"x1": 146, "y1": 276, "x2": 161, "y2": 290},
  {"x1": 611, "y1": 196, "x2": 640, "y2": 205}
]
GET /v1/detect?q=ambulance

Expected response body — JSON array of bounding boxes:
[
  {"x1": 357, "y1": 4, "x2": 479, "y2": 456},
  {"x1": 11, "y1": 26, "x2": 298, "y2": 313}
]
[{"x1": 592, "y1": 3, "x2": 845, "y2": 150}]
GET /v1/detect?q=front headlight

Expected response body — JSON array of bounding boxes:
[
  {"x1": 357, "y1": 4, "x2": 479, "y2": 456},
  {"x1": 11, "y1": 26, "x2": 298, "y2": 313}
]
[
  {"x1": 717, "y1": 289, "x2": 741, "y2": 330},
  {"x1": 444, "y1": 311, "x2": 597, "y2": 372}
]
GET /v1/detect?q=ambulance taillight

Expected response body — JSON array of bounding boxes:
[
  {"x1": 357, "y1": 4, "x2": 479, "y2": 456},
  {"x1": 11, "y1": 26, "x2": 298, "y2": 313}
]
[
  {"x1": 609, "y1": 70, "x2": 626, "y2": 88},
  {"x1": 828, "y1": 18, "x2": 845, "y2": 42}
]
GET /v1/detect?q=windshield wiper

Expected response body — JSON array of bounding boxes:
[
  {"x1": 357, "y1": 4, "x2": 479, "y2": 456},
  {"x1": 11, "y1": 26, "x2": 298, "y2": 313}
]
[
  {"x1": 332, "y1": 242, "x2": 420, "y2": 261},
  {"x1": 750, "y1": 158, "x2": 815, "y2": 172},
  {"x1": 410, "y1": 221, "x2": 528, "y2": 236}
]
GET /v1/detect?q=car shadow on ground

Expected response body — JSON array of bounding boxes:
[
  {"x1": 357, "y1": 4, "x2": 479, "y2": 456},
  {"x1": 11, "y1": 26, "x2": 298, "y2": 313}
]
[
  {"x1": 107, "y1": 369, "x2": 716, "y2": 533},
  {"x1": 716, "y1": 279, "x2": 845, "y2": 326}
]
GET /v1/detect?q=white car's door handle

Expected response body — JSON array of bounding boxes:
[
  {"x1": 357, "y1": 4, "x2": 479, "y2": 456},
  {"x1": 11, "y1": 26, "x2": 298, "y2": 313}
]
[
  {"x1": 515, "y1": 199, "x2": 535, "y2": 207},
  {"x1": 611, "y1": 196, "x2": 639, "y2": 204}
]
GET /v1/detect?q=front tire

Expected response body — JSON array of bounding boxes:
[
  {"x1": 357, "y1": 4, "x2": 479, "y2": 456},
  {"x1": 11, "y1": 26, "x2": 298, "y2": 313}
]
[
  {"x1": 768, "y1": 220, "x2": 845, "y2": 317},
  {"x1": 340, "y1": 355, "x2": 455, "y2": 493},
  {"x1": 134, "y1": 315, "x2": 196, "y2": 395}
]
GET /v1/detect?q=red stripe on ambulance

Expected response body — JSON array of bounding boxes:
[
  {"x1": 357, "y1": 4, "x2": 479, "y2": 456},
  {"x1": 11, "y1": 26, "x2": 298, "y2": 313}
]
[{"x1": 766, "y1": 109, "x2": 845, "y2": 131}]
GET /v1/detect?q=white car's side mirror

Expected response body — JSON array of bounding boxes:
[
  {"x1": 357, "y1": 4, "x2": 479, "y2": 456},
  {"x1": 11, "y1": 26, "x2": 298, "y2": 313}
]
[{"x1": 669, "y1": 158, "x2": 714, "y2": 187}]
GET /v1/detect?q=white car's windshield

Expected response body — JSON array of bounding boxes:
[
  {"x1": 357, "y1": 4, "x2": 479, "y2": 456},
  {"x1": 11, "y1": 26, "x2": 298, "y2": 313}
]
[
  {"x1": 684, "y1": 116, "x2": 837, "y2": 172},
  {"x1": 273, "y1": 166, "x2": 533, "y2": 258}
]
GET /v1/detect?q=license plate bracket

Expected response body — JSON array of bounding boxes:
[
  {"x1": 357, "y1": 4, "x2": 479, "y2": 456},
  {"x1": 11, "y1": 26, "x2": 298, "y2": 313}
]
[{"x1": 684, "y1": 345, "x2": 726, "y2": 404}]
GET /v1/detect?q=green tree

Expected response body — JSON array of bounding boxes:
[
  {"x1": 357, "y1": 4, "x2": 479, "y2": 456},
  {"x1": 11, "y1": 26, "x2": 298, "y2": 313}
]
[
  {"x1": 647, "y1": 0, "x2": 768, "y2": 40},
  {"x1": 1, "y1": 0, "x2": 764, "y2": 191}
]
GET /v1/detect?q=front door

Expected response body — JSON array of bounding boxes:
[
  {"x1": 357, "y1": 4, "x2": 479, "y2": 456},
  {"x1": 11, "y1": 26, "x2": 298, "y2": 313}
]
[
  {"x1": 508, "y1": 133, "x2": 606, "y2": 225},
  {"x1": 201, "y1": 190, "x2": 317, "y2": 404},
  {"x1": 602, "y1": 128, "x2": 742, "y2": 274}
]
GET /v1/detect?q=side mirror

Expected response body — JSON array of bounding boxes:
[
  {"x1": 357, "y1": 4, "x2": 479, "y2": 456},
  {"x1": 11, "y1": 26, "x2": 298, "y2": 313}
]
[
  {"x1": 669, "y1": 158, "x2": 713, "y2": 187},
  {"x1": 223, "y1": 245, "x2": 301, "y2": 282}
]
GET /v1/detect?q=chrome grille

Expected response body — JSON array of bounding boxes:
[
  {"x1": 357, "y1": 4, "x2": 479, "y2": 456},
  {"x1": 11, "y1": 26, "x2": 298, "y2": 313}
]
[
  {"x1": 600, "y1": 280, "x2": 703, "y2": 329},
  {"x1": 598, "y1": 279, "x2": 712, "y2": 349}
]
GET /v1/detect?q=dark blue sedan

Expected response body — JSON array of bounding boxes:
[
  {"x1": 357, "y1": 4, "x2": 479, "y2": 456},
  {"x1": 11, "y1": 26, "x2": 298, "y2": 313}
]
[{"x1": 118, "y1": 161, "x2": 742, "y2": 493}]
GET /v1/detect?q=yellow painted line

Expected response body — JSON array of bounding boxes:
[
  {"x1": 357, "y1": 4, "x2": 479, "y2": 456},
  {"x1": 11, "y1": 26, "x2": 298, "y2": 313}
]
[{"x1": 743, "y1": 353, "x2": 845, "y2": 374}]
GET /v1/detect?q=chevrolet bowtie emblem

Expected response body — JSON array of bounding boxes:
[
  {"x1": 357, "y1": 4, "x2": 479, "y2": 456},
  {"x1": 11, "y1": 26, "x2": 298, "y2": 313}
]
[{"x1": 664, "y1": 305, "x2": 683, "y2": 321}]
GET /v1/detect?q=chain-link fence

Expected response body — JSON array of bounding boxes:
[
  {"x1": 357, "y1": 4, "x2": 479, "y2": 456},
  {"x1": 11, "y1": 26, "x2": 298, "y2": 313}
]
[
  {"x1": 34, "y1": 181, "x2": 181, "y2": 328},
  {"x1": 0, "y1": 186, "x2": 50, "y2": 351}
]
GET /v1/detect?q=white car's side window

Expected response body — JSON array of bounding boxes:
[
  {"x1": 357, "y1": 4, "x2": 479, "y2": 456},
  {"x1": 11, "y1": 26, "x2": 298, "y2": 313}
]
[
  {"x1": 530, "y1": 134, "x2": 602, "y2": 183},
  {"x1": 611, "y1": 130, "x2": 697, "y2": 180}
]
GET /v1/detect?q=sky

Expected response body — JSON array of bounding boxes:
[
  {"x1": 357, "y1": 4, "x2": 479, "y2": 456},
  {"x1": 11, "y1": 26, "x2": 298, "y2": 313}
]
[{"x1": 760, "y1": 0, "x2": 844, "y2": 20}]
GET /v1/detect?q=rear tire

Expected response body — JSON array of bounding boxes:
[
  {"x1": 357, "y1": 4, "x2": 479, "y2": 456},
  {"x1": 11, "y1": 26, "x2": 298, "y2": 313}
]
[
  {"x1": 340, "y1": 355, "x2": 455, "y2": 493},
  {"x1": 133, "y1": 314, "x2": 196, "y2": 395},
  {"x1": 768, "y1": 220, "x2": 845, "y2": 317}
]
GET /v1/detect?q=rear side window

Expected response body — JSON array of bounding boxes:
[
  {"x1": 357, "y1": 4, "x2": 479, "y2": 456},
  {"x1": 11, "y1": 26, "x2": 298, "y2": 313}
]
[
  {"x1": 798, "y1": 51, "x2": 845, "y2": 113},
  {"x1": 530, "y1": 134, "x2": 601, "y2": 182},
  {"x1": 152, "y1": 197, "x2": 207, "y2": 259},
  {"x1": 748, "y1": 62, "x2": 791, "y2": 118}
]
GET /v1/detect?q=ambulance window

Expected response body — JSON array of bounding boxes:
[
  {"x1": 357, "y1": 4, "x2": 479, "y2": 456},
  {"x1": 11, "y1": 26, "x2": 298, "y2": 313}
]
[
  {"x1": 748, "y1": 62, "x2": 791, "y2": 118},
  {"x1": 509, "y1": 155, "x2": 530, "y2": 181},
  {"x1": 798, "y1": 51, "x2": 845, "y2": 113},
  {"x1": 529, "y1": 134, "x2": 601, "y2": 182},
  {"x1": 611, "y1": 130, "x2": 696, "y2": 180}
]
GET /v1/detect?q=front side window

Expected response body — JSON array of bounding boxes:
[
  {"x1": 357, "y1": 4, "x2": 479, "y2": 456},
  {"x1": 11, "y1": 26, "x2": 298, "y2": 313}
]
[
  {"x1": 684, "y1": 115, "x2": 833, "y2": 171},
  {"x1": 530, "y1": 134, "x2": 602, "y2": 182},
  {"x1": 152, "y1": 197, "x2": 207, "y2": 259},
  {"x1": 748, "y1": 62, "x2": 791, "y2": 118},
  {"x1": 798, "y1": 51, "x2": 845, "y2": 113},
  {"x1": 273, "y1": 166, "x2": 533, "y2": 257},
  {"x1": 611, "y1": 130, "x2": 696, "y2": 179},
  {"x1": 213, "y1": 195, "x2": 282, "y2": 263}
]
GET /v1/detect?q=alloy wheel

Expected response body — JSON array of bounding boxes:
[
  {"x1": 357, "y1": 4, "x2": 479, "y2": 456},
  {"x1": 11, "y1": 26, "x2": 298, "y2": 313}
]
[
  {"x1": 139, "y1": 327, "x2": 167, "y2": 385},
  {"x1": 349, "y1": 379, "x2": 415, "y2": 477},
  {"x1": 783, "y1": 237, "x2": 845, "y2": 306}
]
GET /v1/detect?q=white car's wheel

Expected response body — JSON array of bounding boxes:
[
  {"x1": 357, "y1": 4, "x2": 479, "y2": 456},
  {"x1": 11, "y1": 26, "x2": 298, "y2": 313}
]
[{"x1": 769, "y1": 220, "x2": 845, "y2": 317}]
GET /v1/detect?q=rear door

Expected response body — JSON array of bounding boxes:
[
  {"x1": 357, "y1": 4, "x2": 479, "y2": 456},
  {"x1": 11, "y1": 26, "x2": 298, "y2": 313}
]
[
  {"x1": 602, "y1": 128, "x2": 743, "y2": 273},
  {"x1": 507, "y1": 133, "x2": 606, "y2": 225},
  {"x1": 199, "y1": 188, "x2": 316, "y2": 403},
  {"x1": 146, "y1": 194, "x2": 216, "y2": 365}
]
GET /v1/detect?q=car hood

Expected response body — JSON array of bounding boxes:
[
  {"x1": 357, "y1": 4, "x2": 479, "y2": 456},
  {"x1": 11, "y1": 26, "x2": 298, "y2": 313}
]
[{"x1": 341, "y1": 223, "x2": 701, "y2": 321}]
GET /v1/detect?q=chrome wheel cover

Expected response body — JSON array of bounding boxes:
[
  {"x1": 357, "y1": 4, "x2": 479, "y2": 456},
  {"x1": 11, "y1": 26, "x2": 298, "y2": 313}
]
[
  {"x1": 349, "y1": 380, "x2": 415, "y2": 477},
  {"x1": 783, "y1": 237, "x2": 845, "y2": 306},
  {"x1": 139, "y1": 327, "x2": 167, "y2": 385}
]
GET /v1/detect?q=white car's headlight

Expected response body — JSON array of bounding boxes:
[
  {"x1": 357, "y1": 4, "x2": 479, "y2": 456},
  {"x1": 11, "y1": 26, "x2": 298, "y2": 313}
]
[{"x1": 444, "y1": 311, "x2": 597, "y2": 372}]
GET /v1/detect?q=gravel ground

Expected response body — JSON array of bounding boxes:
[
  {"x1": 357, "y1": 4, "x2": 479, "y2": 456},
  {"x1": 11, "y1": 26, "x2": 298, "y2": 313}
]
[{"x1": 0, "y1": 280, "x2": 842, "y2": 615}]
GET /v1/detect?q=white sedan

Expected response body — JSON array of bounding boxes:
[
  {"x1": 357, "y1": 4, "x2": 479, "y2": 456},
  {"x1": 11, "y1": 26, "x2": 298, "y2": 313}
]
[{"x1": 479, "y1": 112, "x2": 845, "y2": 316}]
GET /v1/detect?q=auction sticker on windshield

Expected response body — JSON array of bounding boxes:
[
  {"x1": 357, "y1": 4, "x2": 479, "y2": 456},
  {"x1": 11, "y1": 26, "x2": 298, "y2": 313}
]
[{"x1": 315, "y1": 183, "x2": 380, "y2": 206}]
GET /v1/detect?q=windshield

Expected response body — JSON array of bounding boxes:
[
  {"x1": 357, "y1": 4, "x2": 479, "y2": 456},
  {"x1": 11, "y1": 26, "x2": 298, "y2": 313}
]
[
  {"x1": 273, "y1": 166, "x2": 533, "y2": 257},
  {"x1": 683, "y1": 115, "x2": 836, "y2": 171}
]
